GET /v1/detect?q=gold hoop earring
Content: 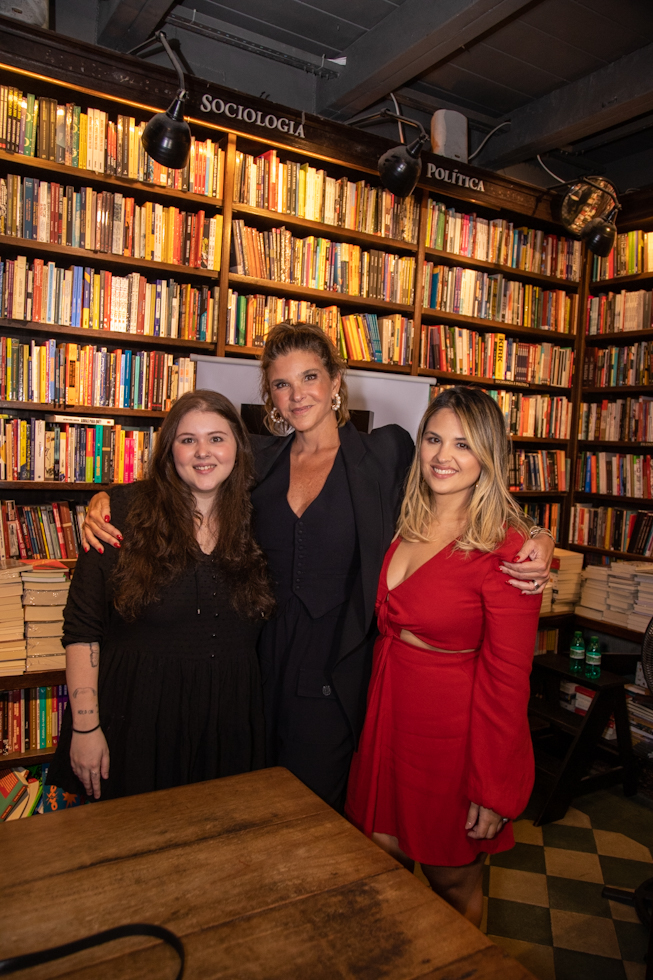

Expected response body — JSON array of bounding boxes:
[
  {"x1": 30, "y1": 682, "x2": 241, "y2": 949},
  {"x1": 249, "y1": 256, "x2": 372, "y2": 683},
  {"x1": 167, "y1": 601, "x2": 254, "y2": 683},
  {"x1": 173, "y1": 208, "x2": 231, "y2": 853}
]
[
  {"x1": 269, "y1": 407, "x2": 283, "y2": 424},
  {"x1": 332, "y1": 393, "x2": 342, "y2": 412}
]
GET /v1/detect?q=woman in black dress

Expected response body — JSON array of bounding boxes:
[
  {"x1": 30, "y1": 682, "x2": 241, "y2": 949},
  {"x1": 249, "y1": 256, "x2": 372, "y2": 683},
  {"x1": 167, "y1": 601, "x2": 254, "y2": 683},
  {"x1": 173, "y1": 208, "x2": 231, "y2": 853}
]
[
  {"x1": 82, "y1": 325, "x2": 555, "y2": 811},
  {"x1": 48, "y1": 390, "x2": 274, "y2": 801}
]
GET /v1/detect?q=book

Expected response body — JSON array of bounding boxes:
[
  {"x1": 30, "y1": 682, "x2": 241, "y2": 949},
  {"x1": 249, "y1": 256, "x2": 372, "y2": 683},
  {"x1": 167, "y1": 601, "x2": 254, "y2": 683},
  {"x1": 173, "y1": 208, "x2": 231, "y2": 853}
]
[{"x1": 0, "y1": 768, "x2": 28, "y2": 820}]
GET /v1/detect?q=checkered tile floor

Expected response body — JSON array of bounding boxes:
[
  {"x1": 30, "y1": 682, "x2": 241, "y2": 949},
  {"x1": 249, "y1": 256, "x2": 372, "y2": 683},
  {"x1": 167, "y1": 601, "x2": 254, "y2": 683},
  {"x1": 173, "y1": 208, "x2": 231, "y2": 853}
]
[{"x1": 417, "y1": 791, "x2": 653, "y2": 980}]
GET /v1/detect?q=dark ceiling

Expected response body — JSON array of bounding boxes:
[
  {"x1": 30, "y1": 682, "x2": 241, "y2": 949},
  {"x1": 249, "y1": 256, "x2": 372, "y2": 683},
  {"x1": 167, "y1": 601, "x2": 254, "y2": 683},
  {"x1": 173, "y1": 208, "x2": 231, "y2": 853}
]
[{"x1": 49, "y1": 0, "x2": 653, "y2": 194}]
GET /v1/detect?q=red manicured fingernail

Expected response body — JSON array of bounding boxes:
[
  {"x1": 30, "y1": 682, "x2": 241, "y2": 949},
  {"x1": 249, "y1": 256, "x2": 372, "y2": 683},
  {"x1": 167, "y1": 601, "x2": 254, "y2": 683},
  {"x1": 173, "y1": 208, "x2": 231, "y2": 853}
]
[
  {"x1": 117, "y1": 533, "x2": 123, "y2": 540},
  {"x1": 104, "y1": 515, "x2": 111, "y2": 522},
  {"x1": 98, "y1": 546, "x2": 104, "y2": 554},
  {"x1": 84, "y1": 545, "x2": 90, "y2": 553},
  {"x1": 113, "y1": 541, "x2": 121, "y2": 549}
]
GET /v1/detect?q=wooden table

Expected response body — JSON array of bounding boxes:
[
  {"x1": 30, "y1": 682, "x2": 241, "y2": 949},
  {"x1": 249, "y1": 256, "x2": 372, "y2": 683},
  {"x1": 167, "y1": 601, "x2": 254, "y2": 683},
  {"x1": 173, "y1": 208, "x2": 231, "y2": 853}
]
[{"x1": 1, "y1": 767, "x2": 534, "y2": 979}]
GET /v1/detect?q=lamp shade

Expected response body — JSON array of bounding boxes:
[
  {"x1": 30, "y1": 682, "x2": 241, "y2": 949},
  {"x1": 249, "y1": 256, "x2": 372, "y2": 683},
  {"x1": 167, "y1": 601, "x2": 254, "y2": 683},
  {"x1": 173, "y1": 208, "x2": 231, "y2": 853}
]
[
  {"x1": 377, "y1": 134, "x2": 427, "y2": 198},
  {"x1": 141, "y1": 94, "x2": 191, "y2": 170}
]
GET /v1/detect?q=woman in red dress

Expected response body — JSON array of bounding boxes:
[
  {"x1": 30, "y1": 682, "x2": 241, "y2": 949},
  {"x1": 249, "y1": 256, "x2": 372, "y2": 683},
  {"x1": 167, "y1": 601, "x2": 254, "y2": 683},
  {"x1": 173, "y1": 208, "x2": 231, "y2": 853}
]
[{"x1": 346, "y1": 385, "x2": 543, "y2": 927}]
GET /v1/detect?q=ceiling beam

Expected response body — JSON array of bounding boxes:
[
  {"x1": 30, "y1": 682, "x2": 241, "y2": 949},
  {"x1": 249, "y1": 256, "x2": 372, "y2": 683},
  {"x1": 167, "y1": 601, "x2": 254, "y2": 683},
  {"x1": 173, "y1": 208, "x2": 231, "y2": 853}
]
[
  {"x1": 567, "y1": 113, "x2": 653, "y2": 154},
  {"x1": 97, "y1": 0, "x2": 176, "y2": 53},
  {"x1": 315, "y1": 0, "x2": 537, "y2": 119},
  {"x1": 479, "y1": 41, "x2": 653, "y2": 169}
]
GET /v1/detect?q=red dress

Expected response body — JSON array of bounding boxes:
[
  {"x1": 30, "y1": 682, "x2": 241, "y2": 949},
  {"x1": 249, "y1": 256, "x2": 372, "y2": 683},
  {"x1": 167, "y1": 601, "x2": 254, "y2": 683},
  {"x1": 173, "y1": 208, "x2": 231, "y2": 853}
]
[{"x1": 346, "y1": 528, "x2": 542, "y2": 866}]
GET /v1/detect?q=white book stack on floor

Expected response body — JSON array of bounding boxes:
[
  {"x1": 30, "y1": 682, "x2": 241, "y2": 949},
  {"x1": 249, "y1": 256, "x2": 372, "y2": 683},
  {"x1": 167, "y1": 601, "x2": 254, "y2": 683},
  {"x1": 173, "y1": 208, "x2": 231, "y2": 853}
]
[
  {"x1": 549, "y1": 548, "x2": 584, "y2": 614},
  {"x1": 575, "y1": 565, "x2": 609, "y2": 622},
  {"x1": 0, "y1": 559, "x2": 27, "y2": 675},
  {"x1": 21, "y1": 568, "x2": 70, "y2": 672},
  {"x1": 628, "y1": 568, "x2": 653, "y2": 633}
]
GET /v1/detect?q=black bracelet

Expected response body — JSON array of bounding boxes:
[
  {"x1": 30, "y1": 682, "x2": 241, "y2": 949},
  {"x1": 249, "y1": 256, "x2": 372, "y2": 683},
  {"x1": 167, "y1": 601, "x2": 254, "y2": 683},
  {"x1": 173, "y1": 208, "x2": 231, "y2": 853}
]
[{"x1": 72, "y1": 724, "x2": 100, "y2": 734}]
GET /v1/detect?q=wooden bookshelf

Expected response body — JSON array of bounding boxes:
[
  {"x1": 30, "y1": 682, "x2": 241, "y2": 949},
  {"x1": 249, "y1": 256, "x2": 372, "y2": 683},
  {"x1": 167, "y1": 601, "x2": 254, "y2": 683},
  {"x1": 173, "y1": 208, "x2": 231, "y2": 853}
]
[
  {"x1": 573, "y1": 493, "x2": 653, "y2": 506},
  {"x1": 0, "y1": 746, "x2": 57, "y2": 767},
  {"x1": 568, "y1": 543, "x2": 653, "y2": 563},
  {"x1": 0, "y1": 670, "x2": 66, "y2": 691},
  {"x1": 232, "y1": 202, "x2": 418, "y2": 253},
  {"x1": 2, "y1": 481, "x2": 109, "y2": 489},
  {"x1": 0, "y1": 24, "x2": 607, "y2": 701},
  {"x1": 510, "y1": 490, "x2": 568, "y2": 498},
  {"x1": 0, "y1": 235, "x2": 221, "y2": 279},
  {"x1": 223, "y1": 344, "x2": 414, "y2": 373},
  {"x1": 582, "y1": 386, "x2": 653, "y2": 396},
  {"x1": 420, "y1": 306, "x2": 576, "y2": 344},
  {"x1": 0, "y1": 401, "x2": 167, "y2": 417},
  {"x1": 575, "y1": 616, "x2": 645, "y2": 644},
  {"x1": 423, "y1": 246, "x2": 580, "y2": 290},
  {"x1": 589, "y1": 271, "x2": 653, "y2": 289},
  {"x1": 584, "y1": 328, "x2": 653, "y2": 345},
  {"x1": 227, "y1": 273, "x2": 414, "y2": 313},
  {"x1": 419, "y1": 366, "x2": 571, "y2": 393},
  {"x1": 0, "y1": 318, "x2": 216, "y2": 351},
  {"x1": 577, "y1": 440, "x2": 653, "y2": 449},
  {"x1": 0, "y1": 147, "x2": 224, "y2": 207}
]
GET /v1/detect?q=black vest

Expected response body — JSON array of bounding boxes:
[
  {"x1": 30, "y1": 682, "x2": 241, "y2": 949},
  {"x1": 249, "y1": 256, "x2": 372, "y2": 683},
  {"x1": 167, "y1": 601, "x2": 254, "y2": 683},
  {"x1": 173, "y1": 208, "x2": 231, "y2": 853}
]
[{"x1": 252, "y1": 445, "x2": 359, "y2": 619}]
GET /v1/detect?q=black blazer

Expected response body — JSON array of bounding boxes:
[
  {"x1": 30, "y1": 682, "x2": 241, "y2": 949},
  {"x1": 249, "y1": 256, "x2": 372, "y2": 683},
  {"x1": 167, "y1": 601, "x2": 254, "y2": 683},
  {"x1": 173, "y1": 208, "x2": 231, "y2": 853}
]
[{"x1": 252, "y1": 420, "x2": 415, "y2": 742}]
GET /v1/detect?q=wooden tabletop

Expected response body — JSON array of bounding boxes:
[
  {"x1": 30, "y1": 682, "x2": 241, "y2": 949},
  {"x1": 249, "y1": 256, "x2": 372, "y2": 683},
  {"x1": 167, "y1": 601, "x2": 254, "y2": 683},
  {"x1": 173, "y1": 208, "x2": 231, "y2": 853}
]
[{"x1": 0, "y1": 767, "x2": 535, "y2": 979}]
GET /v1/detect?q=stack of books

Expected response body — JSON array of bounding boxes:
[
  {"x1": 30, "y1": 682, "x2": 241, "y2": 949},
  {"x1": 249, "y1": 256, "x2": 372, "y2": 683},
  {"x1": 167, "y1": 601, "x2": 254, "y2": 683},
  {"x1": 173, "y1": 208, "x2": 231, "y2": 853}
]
[
  {"x1": 603, "y1": 562, "x2": 653, "y2": 629},
  {"x1": 575, "y1": 566, "x2": 610, "y2": 622},
  {"x1": 539, "y1": 579, "x2": 554, "y2": 615},
  {"x1": 628, "y1": 569, "x2": 653, "y2": 633},
  {"x1": 549, "y1": 548, "x2": 584, "y2": 613},
  {"x1": 0, "y1": 559, "x2": 26, "y2": 675},
  {"x1": 22, "y1": 567, "x2": 69, "y2": 671},
  {"x1": 559, "y1": 680, "x2": 615, "y2": 740},
  {"x1": 625, "y1": 664, "x2": 653, "y2": 757}
]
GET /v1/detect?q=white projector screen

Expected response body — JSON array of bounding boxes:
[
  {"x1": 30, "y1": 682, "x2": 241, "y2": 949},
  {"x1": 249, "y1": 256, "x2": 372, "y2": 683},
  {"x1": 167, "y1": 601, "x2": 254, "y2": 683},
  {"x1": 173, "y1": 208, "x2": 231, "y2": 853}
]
[{"x1": 192, "y1": 355, "x2": 433, "y2": 439}]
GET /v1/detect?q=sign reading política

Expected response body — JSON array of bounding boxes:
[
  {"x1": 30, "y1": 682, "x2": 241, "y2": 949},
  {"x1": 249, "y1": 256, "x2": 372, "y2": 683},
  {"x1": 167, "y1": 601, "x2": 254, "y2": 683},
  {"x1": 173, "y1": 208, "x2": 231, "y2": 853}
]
[{"x1": 426, "y1": 162, "x2": 485, "y2": 192}]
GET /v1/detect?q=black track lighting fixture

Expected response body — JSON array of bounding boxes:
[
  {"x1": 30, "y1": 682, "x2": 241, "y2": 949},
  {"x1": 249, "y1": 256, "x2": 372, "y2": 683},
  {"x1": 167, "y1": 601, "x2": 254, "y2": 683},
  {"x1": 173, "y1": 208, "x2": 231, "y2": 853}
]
[
  {"x1": 137, "y1": 31, "x2": 192, "y2": 170},
  {"x1": 347, "y1": 108, "x2": 430, "y2": 198}
]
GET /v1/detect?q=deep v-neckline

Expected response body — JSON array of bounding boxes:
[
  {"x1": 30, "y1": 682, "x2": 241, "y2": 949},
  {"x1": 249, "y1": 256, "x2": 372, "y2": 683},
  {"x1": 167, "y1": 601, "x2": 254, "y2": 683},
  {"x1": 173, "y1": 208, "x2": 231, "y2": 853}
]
[
  {"x1": 385, "y1": 536, "x2": 457, "y2": 593},
  {"x1": 285, "y1": 446, "x2": 340, "y2": 520}
]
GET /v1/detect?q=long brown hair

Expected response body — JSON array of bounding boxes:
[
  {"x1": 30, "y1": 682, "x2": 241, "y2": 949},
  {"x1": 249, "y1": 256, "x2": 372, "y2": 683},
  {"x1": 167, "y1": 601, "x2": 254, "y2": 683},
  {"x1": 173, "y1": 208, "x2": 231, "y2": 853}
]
[
  {"x1": 260, "y1": 322, "x2": 350, "y2": 435},
  {"x1": 112, "y1": 389, "x2": 275, "y2": 621},
  {"x1": 397, "y1": 386, "x2": 531, "y2": 552}
]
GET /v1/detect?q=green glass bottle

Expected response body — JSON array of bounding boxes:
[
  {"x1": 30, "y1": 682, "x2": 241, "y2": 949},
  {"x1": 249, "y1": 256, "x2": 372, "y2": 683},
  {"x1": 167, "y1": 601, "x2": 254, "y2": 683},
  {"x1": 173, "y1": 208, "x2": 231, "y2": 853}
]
[
  {"x1": 569, "y1": 631, "x2": 585, "y2": 674},
  {"x1": 585, "y1": 636, "x2": 601, "y2": 680}
]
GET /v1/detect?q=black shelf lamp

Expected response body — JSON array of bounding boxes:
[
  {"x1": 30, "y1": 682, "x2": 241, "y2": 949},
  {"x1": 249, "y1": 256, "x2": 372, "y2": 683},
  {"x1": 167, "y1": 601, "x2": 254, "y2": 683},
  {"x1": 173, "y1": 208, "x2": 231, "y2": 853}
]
[
  {"x1": 347, "y1": 108, "x2": 430, "y2": 198},
  {"x1": 138, "y1": 30, "x2": 192, "y2": 170},
  {"x1": 537, "y1": 157, "x2": 621, "y2": 258}
]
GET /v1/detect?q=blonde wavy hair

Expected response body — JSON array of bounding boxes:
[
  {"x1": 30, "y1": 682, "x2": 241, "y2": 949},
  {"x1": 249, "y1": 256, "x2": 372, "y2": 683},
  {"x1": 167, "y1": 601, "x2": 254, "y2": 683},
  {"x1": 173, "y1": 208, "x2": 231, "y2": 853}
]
[
  {"x1": 397, "y1": 386, "x2": 531, "y2": 552},
  {"x1": 260, "y1": 322, "x2": 350, "y2": 436}
]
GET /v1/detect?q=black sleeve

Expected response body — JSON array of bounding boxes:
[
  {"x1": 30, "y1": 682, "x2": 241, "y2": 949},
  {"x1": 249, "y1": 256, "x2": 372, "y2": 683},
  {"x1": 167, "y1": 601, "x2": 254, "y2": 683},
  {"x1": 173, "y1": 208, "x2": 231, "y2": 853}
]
[{"x1": 62, "y1": 485, "x2": 135, "y2": 647}]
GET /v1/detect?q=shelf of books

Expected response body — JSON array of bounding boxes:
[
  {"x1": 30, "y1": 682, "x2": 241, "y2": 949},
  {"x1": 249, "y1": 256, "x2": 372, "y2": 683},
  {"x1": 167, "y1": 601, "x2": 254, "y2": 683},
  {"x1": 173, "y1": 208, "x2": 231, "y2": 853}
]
[
  {"x1": 563, "y1": 226, "x2": 653, "y2": 638},
  {"x1": 0, "y1": 28, "x2": 617, "y2": 701},
  {"x1": 0, "y1": 561, "x2": 70, "y2": 778}
]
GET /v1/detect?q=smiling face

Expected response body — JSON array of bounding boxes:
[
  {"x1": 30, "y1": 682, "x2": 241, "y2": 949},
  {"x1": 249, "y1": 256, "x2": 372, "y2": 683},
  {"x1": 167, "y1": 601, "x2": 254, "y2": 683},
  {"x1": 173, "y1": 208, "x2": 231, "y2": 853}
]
[
  {"x1": 172, "y1": 409, "x2": 237, "y2": 500},
  {"x1": 420, "y1": 407, "x2": 482, "y2": 503},
  {"x1": 266, "y1": 350, "x2": 340, "y2": 434}
]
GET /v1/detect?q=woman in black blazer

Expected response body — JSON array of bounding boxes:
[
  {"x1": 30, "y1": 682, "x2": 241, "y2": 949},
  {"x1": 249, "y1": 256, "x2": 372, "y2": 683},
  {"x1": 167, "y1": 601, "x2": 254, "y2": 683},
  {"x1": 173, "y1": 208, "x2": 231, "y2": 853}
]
[{"x1": 82, "y1": 324, "x2": 554, "y2": 812}]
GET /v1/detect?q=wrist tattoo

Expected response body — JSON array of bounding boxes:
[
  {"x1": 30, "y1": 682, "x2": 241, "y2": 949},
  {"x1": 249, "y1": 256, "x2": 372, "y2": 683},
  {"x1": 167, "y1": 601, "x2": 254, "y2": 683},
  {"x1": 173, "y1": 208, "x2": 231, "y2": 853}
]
[
  {"x1": 76, "y1": 709, "x2": 95, "y2": 715},
  {"x1": 72, "y1": 687, "x2": 97, "y2": 699}
]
